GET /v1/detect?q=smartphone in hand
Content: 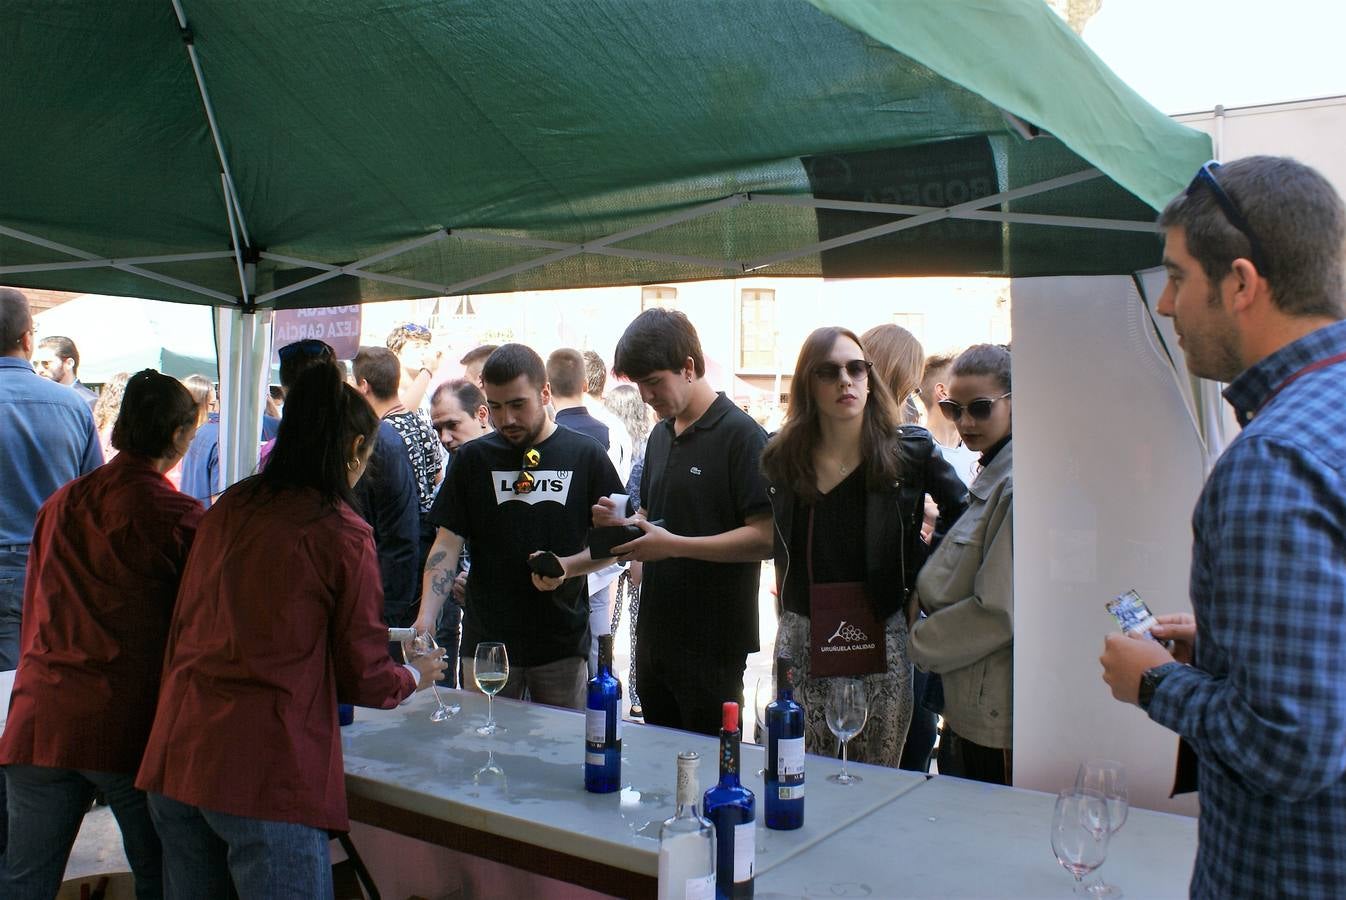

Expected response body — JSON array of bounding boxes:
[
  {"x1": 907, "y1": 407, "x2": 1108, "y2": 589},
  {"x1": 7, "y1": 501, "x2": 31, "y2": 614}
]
[
  {"x1": 1106, "y1": 589, "x2": 1158, "y2": 638},
  {"x1": 527, "y1": 551, "x2": 565, "y2": 579}
]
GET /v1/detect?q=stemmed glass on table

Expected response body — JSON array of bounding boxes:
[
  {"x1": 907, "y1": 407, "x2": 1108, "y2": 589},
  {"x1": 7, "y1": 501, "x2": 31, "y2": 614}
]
[
  {"x1": 404, "y1": 629, "x2": 459, "y2": 722},
  {"x1": 825, "y1": 677, "x2": 868, "y2": 784},
  {"x1": 473, "y1": 642, "x2": 509, "y2": 736},
  {"x1": 1074, "y1": 760, "x2": 1128, "y2": 897},
  {"x1": 1051, "y1": 790, "x2": 1111, "y2": 895}
]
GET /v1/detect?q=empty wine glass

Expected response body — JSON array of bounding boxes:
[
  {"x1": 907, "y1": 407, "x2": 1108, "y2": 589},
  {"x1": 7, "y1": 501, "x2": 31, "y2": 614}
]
[
  {"x1": 824, "y1": 677, "x2": 868, "y2": 784},
  {"x1": 405, "y1": 629, "x2": 459, "y2": 722},
  {"x1": 1075, "y1": 761, "x2": 1128, "y2": 897},
  {"x1": 473, "y1": 642, "x2": 509, "y2": 736},
  {"x1": 1051, "y1": 790, "x2": 1111, "y2": 895}
]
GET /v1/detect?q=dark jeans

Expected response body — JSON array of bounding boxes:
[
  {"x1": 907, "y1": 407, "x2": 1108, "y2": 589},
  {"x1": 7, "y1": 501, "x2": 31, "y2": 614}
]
[
  {"x1": 147, "y1": 793, "x2": 331, "y2": 899},
  {"x1": 4, "y1": 765, "x2": 162, "y2": 900},
  {"x1": 434, "y1": 599, "x2": 463, "y2": 689},
  {"x1": 899, "y1": 668, "x2": 939, "y2": 772},
  {"x1": 937, "y1": 725, "x2": 1012, "y2": 786},
  {"x1": 635, "y1": 638, "x2": 747, "y2": 737},
  {"x1": 0, "y1": 548, "x2": 28, "y2": 670}
]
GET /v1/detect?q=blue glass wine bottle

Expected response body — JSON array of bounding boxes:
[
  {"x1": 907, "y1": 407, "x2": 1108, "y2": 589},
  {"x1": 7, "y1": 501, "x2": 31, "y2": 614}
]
[
  {"x1": 764, "y1": 657, "x2": 804, "y2": 830},
  {"x1": 703, "y1": 701, "x2": 755, "y2": 898},
  {"x1": 584, "y1": 633, "x2": 622, "y2": 793}
]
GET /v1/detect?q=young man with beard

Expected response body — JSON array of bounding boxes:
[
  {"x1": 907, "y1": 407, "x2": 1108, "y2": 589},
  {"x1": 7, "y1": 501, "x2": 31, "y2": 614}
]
[
  {"x1": 415, "y1": 344, "x2": 623, "y2": 709},
  {"x1": 1100, "y1": 156, "x2": 1346, "y2": 899}
]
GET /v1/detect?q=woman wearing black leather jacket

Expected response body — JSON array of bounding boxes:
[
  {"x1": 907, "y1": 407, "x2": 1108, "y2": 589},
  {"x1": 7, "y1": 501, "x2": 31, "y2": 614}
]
[{"x1": 762, "y1": 327, "x2": 966, "y2": 768}]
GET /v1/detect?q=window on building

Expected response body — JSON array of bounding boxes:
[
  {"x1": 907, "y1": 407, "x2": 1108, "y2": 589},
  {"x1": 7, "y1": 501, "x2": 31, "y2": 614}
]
[
  {"x1": 892, "y1": 312, "x2": 926, "y2": 344},
  {"x1": 641, "y1": 286, "x2": 677, "y2": 310},
  {"x1": 453, "y1": 296, "x2": 477, "y2": 317},
  {"x1": 740, "y1": 288, "x2": 777, "y2": 369}
]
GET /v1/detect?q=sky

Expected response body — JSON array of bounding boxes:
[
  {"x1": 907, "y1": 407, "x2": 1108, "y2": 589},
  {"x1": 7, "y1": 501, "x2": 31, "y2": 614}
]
[{"x1": 1081, "y1": 0, "x2": 1346, "y2": 114}]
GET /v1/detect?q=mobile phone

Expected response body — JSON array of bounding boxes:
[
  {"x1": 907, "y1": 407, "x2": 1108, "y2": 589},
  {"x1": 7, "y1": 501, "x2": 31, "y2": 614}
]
[
  {"x1": 527, "y1": 551, "x2": 565, "y2": 579},
  {"x1": 1106, "y1": 589, "x2": 1158, "y2": 638}
]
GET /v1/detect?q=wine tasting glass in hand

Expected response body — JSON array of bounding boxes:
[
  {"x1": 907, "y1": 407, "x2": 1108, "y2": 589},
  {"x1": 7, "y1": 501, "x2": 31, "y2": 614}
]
[
  {"x1": 406, "y1": 629, "x2": 460, "y2": 721},
  {"x1": 473, "y1": 642, "x2": 509, "y2": 736},
  {"x1": 1075, "y1": 761, "x2": 1128, "y2": 897},
  {"x1": 824, "y1": 677, "x2": 868, "y2": 784},
  {"x1": 1051, "y1": 790, "x2": 1111, "y2": 895}
]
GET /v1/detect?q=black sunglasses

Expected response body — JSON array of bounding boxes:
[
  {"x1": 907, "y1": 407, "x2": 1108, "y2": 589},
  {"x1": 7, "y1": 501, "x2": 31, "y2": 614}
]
[
  {"x1": 1186, "y1": 161, "x2": 1270, "y2": 275},
  {"x1": 277, "y1": 339, "x2": 334, "y2": 362},
  {"x1": 813, "y1": 359, "x2": 872, "y2": 383},
  {"x1": 939, "y1": 392, "x2": 1011, "y2": 422}
]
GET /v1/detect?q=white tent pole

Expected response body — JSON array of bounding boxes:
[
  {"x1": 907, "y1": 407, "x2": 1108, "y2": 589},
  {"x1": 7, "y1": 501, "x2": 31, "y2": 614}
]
[
  {"x1": 172, "y1": 0, "x2": 252, "y2": 249},
  {"x1": 751, "y1": 193, "x2": 1157, "y2": 233},
  {"x1": 0, "y1": 250, "x2": 234, "y2": 275},
  {"x1": 741, "y1": 169, "x2": 1108, "y2": 271}
]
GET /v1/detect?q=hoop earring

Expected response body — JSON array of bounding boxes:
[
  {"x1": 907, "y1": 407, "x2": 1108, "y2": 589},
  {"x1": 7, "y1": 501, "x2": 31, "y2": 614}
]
[{"x1": 347, "y1": 458, "x2": 360, "y2": 472}]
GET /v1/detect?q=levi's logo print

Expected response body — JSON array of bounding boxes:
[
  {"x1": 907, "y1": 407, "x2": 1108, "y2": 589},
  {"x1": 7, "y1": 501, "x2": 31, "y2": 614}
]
[{"x1": 492, "y1": 469, "x2": 573, "y2": 505}]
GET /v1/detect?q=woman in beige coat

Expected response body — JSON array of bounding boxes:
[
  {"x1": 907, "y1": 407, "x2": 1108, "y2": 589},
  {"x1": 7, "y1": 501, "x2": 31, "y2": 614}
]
[{"x1": 908, "y1": 344, "x2": 1014, "y2": 785}]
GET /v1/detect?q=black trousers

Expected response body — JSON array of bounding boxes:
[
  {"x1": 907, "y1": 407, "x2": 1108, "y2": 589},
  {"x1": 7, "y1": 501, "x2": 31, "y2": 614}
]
[
  {"x1": 635, "y1": 638, "x2": 747, "y2": 737},
  {"x1": 937, "y1": 725, "x2": 1012, "y2": 785}
]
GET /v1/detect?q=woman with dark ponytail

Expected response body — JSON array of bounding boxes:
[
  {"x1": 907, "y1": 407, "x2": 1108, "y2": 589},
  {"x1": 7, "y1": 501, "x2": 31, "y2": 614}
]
[{"x1": 137, "y1": 362, "x2": 445, "y2": 897}]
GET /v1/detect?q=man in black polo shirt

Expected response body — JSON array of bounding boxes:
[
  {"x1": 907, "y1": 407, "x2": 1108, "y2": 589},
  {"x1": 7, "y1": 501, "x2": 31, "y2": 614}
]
[
  {"x1": 415, "y1": 344, "x2": 623, "y2": 709},
  {"x1": 597, "y1": 309, "x2": 773, "y2": 735}
]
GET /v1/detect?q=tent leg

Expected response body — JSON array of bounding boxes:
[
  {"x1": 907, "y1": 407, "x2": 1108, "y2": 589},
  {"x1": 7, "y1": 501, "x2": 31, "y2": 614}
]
[{"x1": 216, "y1": 306, "x2": 273, "y2": 492}]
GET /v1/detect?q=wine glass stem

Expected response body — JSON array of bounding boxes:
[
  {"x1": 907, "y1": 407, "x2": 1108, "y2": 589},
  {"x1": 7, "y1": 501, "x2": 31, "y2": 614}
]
[
  {"x1": 487, "y1": 692, "x2": 494, "y2": 727},
  {"x1": 841, "y1": 739, "x2": 848, "y2": 778}
]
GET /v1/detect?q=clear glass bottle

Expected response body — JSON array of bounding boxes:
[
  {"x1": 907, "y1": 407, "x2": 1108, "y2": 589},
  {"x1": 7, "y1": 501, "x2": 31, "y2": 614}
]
[
  {"x1": 658, "y1": 751, "x2": 716, "y2": 900},
  {"x1": 703, "y1": 702, "x2": 755, "y2": 899},
  {"x1": 584, "y1": 634, "x2": 622, "y2": 793},
  {"x1": 764, "y1": 657, "x2": 804, "y2": 830}
]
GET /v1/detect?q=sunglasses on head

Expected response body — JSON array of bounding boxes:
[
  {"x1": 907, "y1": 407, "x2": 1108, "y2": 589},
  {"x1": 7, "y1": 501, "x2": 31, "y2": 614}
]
[
  {"x1": 512, "y1": 448, "x2": 542, "y2": 494},
  {"x1": 277, "y1": 339, "x2": 334, "y2": 362},
  {"x1": 812, "y1": 359, "x2": 872, "y2": 383},
  {"x1": 1186, "y1": 161, "x2": 1270, "y2": 275},
  {"x1": 938, "y1": 392, "x2": 1011, "y2": 422},
  {"x1": 399, "y1": 322, "x2": 432, "y2": 336}
]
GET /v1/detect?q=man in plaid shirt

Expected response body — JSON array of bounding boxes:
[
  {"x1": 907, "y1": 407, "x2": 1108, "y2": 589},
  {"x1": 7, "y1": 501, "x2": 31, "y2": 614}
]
[{"x1": 1101, "y1": 155, "x2": 1346, "y2": 899}]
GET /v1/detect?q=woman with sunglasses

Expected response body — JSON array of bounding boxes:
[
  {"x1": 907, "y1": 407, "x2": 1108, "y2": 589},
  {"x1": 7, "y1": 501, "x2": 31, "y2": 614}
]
[
  {"x1": 861, "y1": 323, "x2": 970, "y2": 772},
  {"x1": 761, "y1": 327, "x2": 963, "y2": 769},
  {"x1": 908, "y1": 343, "x2": 1014, "y2": 785},
  {"x1": 136, "y1": 362, "x2": 445, "y2": 897}
]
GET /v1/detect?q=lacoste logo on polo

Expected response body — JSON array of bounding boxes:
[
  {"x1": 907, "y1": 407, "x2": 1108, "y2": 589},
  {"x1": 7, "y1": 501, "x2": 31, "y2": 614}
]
[
  {"x1": 492, "y1": 470, "x2": 573, "y2": 506},
  {"x1": 828, "y1": 620, "x2": 870, "y2": 643},
  {"x1": 690, "y1": 466, "x2": 702, "y2": 475}
]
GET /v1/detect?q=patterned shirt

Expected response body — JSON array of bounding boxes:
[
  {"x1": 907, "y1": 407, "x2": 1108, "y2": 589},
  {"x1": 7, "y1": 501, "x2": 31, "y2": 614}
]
[
  {"x1": 1148, "y1": 318, "x2": 1346, "y2": 899},
  {"x1": 384, "y1": 409, "x2": 445, "y2": 514}
]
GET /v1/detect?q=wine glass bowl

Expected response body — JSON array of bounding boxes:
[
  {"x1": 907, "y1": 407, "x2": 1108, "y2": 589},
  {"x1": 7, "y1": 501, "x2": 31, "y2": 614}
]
[
  {"x1": 1075, "y1": 760, "x2": 1128, "y2": 897},
  {"x1": 405, "y1": 629, "x2": 459, "y2": 721},
  {"x1": 1051, "y1": 790, "x2": 1111, "y2": 895},
  {"x1": 473, "y1": 642, "x2": 509, "y2": 736},
  {"x1": 824, "y1": 677, "x2": 868, "y2": 784}
]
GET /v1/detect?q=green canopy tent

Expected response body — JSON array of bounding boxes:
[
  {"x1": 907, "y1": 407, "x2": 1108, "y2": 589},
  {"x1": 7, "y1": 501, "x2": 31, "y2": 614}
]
[{"x1": 0, "y1": 0, "x2": 1210, "y2": 482}]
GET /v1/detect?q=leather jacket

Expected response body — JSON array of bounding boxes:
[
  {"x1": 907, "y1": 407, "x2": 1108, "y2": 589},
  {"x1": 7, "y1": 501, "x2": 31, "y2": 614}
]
[{"x1": 766, "y1": 425, "x2": 969, "y2": 621}]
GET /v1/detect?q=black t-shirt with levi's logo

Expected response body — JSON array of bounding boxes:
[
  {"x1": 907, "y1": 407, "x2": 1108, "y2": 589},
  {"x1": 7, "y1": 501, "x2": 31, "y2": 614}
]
[{"x1": 428, "y1": 424, "x2": 623, "y2": 667}]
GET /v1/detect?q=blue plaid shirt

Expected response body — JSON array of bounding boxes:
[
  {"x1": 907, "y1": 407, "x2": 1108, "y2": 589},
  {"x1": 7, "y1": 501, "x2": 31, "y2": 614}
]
[{"x1": 1149, "y1": 318, "x2": 1346, "y2": 899}]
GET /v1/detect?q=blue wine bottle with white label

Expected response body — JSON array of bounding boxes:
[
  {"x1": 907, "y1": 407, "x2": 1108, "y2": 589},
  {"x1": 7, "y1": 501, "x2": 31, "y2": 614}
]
[
  {"x1": 584, "y1": 634, "x2": 622, "y2": 793},
  {"x1": 764, "y1": 657, "x2": 804, "y2": 830},
  {"x1": 703, "y1": 701, "x2": 755, "y2": 899}
]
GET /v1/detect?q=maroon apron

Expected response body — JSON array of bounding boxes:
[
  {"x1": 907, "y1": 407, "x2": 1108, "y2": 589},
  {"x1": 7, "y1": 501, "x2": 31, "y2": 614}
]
[{"x1": 806, "y1": 508, "x2": 886, "y2": 677}]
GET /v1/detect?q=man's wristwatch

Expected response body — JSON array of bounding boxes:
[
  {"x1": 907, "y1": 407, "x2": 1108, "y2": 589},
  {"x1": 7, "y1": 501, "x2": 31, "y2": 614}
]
[{"x1": 1138, "y1": 661, "x2": 1184, "y2": 711}]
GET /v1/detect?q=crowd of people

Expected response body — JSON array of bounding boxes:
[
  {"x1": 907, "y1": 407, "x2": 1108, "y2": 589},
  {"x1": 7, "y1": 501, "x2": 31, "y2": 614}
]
[{"x1": 0, "y1": 154, "x2": 1341, "y2": 899}]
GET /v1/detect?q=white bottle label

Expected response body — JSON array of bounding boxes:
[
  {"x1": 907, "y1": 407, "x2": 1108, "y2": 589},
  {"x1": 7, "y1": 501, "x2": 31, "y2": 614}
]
[
  {"x1": 733, "y1": 821, "x2": 755, "y2": 882},
  {"x1": 777, "y1": 736, "x2": 804, "y2": 777},
  {"x1": 586, "y1": 707, "x2": 617, "y2": 745},
  {"x1": 685, "y1": 873, "x2": 715, "y2": 900}
]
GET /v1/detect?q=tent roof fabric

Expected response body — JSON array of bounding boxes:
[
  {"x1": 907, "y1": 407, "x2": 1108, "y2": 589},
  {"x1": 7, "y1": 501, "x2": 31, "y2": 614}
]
[{"x1": 0, "y1": 0, "x2": 1211, "y2": 309}]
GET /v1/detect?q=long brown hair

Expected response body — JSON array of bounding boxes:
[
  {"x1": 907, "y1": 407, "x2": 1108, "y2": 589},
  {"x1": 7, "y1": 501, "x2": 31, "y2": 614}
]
[
  {"x1": 861, "y1": 324, "x2": 924, "y2": 424},
  {"x1": 761, "y1": 327, "x2": 904, "y2": 501}
]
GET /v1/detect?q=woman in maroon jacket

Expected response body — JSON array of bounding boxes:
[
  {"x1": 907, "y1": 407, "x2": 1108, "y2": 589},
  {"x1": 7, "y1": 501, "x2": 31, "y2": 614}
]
[
  {"x1": 136, "y1": 363, "x2": 444, "y2": 898},
  {"x1": 0, "y1": 369, "x2": 203, "y2": 899}
]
